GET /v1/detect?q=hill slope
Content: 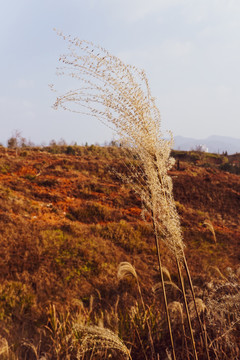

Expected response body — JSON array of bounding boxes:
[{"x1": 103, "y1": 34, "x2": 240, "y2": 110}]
[{"x1": 0, "y1": 145, "x2": 239, "y2": 359}]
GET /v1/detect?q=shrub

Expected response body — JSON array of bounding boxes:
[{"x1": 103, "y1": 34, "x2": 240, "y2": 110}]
[
  {"x1": 67, "y1": 203, "x2": 118, "y2": 223},
  {"x1": 95, "y1": 220, "x2": 145, "y2": 253}
]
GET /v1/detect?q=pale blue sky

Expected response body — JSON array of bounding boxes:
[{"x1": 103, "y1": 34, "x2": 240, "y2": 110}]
[{"x1": 1, "y1": 0, "x2": 240, "y2": 145}]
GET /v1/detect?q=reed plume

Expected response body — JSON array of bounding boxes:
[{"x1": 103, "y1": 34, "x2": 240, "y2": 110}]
[
  {"x1": 53, "y1": 31, "x2": 184, "y2": 259},
  {"x1": 204, "y1": 219, "x2": 217, "y2": 244},
  {"x1": 73, "y1": 324, "x2": 131, "y2": 359}
]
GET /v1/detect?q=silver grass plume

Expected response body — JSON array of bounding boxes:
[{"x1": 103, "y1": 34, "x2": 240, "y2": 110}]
[
  {"x1": 117, "y1": 261, "x2": 138, "y2": 281},
  {"x1": 73, "y1": 324, "x2": 131, "y2": 359},
  {"x1": 204, "y1": 219, "x2": 217, "y2": 244},
  {"x1": 53, "y1": 32, "x2": 184, "y2": 259}
]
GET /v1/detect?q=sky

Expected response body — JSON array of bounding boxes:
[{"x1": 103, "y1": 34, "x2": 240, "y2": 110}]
[{"x1": 1, "y1": 0, "x2": 240, "y2": 145}]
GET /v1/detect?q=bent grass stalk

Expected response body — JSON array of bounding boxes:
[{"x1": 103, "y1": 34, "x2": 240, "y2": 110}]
[
  {"x1": 204, "y1": 219, "x2": 217, "y2": 244},
  {"x1": 117, "y1": 262, "x2": 156, "y2": 360},
  {"x1": 53, "y1": 32, "x2": 209, "y2": 359}
]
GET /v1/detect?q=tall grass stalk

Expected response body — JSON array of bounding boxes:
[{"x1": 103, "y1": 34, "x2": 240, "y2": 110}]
[
  {"x1": 183, "y1": 256, "x2": 210, "y2": 360},
  {"x1": 53, "y1": 32, "x2": 209, "y2": 358},
  {"x1": 176, "y1": 258, "x2": 198, "y2": 360},
  {"x1": 152, "y1": 215, "x2": 177, "y2": 360}
]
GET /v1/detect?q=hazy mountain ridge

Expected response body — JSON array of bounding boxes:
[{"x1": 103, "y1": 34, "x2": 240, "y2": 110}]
[{"x1": 174, "y1": 135, "x2": 240, "y2": 154}]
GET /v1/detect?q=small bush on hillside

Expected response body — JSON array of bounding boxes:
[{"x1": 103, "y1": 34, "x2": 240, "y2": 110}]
[
  {"x1": 67, "y1": 202, "x2": 121, "y2": 223},
  {"x1": 93, "y1": 220, "x2": 146, "y2": 253}
]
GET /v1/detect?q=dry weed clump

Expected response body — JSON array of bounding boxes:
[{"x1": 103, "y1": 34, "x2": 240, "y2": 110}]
[
  {"x1": 18, "y1": 301, "x2": 131, "y2": 360},
  {"x1": 204, "y1": 270, "x2": 240, "y2": 360}
]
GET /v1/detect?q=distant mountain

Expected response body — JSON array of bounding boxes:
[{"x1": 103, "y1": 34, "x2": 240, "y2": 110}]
[{"x1": 173, "y1": 135, "x2": 240, "y2": 154}]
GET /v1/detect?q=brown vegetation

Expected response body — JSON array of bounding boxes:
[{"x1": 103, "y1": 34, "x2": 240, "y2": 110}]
[{"x1": 0, "y1": 144, "x2": 239, "y2": 359}]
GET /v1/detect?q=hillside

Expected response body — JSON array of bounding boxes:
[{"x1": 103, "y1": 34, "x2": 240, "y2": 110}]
[{"x1": 0, "y1": 145, "x2": 239, "y2": 359}]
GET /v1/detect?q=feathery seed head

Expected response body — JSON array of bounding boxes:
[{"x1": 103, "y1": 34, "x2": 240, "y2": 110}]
[
  {"x1": 168, "y1": 301, "x2": 184, "y2": 324},
  {"x1": 117, "y1": 262, "x2": 138, "y2": 281},
  {"x1": 204, "y1": 219, "x2": 217, "y2": 244},
  {"x1": 73, "y1": 324, "x2": 131, "y2": 359},
  {"x1": 53, "y1": 32, "x2": 184, "y2": 258},
  {"x1": 189, "y1": 298, "x2": 206, "y2": 319}
]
